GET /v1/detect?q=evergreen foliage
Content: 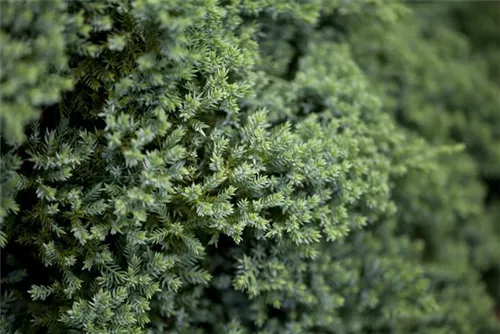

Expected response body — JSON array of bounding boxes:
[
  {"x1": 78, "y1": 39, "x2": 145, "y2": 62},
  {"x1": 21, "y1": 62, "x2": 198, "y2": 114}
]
[{"x1": 1, "y1": 1, "x2": 499, "y2": 333}]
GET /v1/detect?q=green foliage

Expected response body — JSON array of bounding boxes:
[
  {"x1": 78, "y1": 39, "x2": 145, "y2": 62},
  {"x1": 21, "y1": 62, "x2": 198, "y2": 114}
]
[
  {"x1": 348, "y1": 1, "x2": 500, "y2": 179},
  {"x1": 1, "y1": 1, "x2": 499, "y2": 333},
  {"x1": 0, "y1": 0, "x2": 73, "y2": 144},
  {"x1": 344, "y1": 0, "x2": 500, "y2": 315}
]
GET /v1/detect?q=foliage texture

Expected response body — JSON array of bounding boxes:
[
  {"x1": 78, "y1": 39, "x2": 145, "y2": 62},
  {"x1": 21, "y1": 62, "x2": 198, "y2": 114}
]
[{"x1": 1, "y1": 1, "x2": 499, "y2": 333}]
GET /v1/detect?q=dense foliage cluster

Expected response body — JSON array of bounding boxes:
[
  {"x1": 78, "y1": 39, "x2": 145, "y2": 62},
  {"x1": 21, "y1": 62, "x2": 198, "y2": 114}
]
[{"x1": 1, "y1": 1, "x2": 499, "y2": 333}]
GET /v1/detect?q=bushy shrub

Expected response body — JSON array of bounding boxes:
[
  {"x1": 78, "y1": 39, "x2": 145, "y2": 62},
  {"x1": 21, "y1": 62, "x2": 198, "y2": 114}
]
[{"x1": 1, "y1": 1, "x2": 499, "y2": 333}]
